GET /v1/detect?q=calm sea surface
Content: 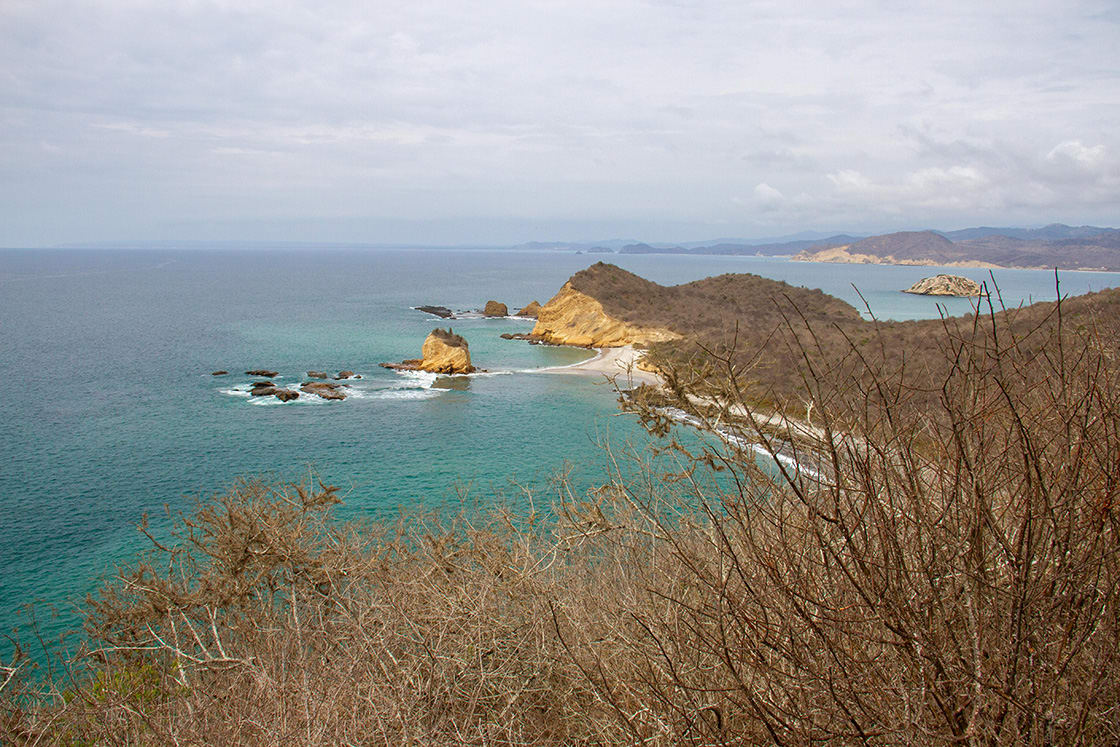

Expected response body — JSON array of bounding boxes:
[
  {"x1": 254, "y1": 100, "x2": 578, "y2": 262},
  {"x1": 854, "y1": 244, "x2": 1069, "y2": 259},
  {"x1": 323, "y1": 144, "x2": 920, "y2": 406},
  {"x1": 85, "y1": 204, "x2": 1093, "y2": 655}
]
[{"x1": 2, "y1": 248, "x2": 1116, "y2": 656}]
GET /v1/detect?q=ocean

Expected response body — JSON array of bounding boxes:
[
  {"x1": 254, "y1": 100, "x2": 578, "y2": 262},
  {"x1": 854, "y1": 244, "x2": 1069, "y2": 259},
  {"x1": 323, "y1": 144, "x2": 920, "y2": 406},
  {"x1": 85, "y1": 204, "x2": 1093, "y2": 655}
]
[{"x1": 2, "y1": 247, "x2": 1116, "y2": 658}]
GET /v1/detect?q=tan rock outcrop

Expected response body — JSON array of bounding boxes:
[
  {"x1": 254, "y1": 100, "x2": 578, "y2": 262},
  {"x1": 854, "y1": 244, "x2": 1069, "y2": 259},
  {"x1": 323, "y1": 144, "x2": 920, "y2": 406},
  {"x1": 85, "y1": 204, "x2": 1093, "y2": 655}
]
[
  {"x1": 529, "y1": 283, "x2": 680, "y2": 347},
  {"x1": 515, "y1": 300, "x2": 541, "y2": 318},
  {"x1": 483, "y1": 300, "x2": 508, "y2": 317},
  {"x1": 902, "y1": 274, "x2": 983, "y2": 297},
  {"x1": 419, "y1": 329, "x2": 474, "y2": 373},
  {"x1": 381, "y1": 329, "x2": 475, "y2": 374}
]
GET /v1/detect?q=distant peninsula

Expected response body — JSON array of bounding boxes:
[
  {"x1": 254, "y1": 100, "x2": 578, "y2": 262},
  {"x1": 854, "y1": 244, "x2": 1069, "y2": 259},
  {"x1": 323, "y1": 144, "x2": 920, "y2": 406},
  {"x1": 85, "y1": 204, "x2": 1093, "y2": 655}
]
[
  {"x1": 550, "y1": 224, "x2": 1120, "y2": 272},
  {"x1": 519, "y1": 262, "x2": 1120, "y2": 406}
]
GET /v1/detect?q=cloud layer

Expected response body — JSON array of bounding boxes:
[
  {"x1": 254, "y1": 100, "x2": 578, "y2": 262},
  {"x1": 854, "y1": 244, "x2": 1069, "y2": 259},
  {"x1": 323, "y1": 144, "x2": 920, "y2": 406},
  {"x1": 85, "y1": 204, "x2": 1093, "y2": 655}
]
[{"x1": 1, "y1": 0, "x2": 1117, "y2": 245}]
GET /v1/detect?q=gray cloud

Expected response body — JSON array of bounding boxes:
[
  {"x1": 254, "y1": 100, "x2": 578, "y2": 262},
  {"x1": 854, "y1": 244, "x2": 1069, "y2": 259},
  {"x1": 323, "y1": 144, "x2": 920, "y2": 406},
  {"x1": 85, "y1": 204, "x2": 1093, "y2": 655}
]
[{"x1": 1, "y1": 0, "x2": 1117, "y2": 246}]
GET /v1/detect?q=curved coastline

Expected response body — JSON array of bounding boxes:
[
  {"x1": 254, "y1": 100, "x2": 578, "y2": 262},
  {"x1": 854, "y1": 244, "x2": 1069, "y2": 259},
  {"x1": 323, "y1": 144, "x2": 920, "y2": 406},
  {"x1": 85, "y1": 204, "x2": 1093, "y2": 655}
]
[{"x1": 530, "y1": 345, "x2": 662, "y2": 387}]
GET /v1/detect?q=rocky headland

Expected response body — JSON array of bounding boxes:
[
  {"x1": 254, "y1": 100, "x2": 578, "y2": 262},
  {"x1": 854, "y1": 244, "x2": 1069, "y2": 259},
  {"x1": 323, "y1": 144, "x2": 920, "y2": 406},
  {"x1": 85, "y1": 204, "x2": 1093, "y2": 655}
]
[
  {"x1": 382, "y1": 328, "x2": 475, "y2": 375},
  {"x1": 527, "y1": 281, "x2": 680, "y2": 347},
  {"x1": 903, "y1": 274, "x2": 983, "y2": 296}
]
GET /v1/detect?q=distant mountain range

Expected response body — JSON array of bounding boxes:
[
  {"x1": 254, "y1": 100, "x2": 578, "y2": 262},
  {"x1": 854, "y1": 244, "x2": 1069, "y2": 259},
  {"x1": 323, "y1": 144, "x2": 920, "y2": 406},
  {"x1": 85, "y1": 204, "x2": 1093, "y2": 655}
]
[
  {"x1": 792, "y1": 226, "x2": 1120, "y2": 271},
  {"x1": 591, "y1": 224, "x2": 1119, "y2": 271}
]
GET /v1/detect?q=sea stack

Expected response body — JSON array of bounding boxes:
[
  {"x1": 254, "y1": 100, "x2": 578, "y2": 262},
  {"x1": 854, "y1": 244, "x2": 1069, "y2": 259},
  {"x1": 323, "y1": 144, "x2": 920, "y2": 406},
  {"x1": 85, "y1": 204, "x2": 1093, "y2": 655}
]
[
  {"x1": 483, "y1": 301, "x2": 508, "y2": 317},
  {"x1": 515, "y1": 301, "x2": 541, "y2": 318},
  {"x1": 419, "y1": 329, "x2": 475, "y2": 373},
  {"x1": 381, "y1": 328, "x2": 475, "y2": 374},
  {"x1": 903, "y1": 274, "x2": 983, "y2": 297}
]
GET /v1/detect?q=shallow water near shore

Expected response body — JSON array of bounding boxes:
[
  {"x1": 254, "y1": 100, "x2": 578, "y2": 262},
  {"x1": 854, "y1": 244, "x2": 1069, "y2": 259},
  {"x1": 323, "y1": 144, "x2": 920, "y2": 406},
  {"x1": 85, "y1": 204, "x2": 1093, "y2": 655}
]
[{"x1": 2, "y1": 247, "x2": 1116, "y2": 658}]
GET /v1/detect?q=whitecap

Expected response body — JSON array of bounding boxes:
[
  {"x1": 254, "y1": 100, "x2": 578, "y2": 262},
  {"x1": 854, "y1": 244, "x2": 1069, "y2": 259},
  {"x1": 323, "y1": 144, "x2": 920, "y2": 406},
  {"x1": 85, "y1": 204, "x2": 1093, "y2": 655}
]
[
  {"x1": 373, "y1": 388, "x2": 442, "y2": 401},
  {"x1": 388, "y1": 370, "x2": 439, "y2": 388}
]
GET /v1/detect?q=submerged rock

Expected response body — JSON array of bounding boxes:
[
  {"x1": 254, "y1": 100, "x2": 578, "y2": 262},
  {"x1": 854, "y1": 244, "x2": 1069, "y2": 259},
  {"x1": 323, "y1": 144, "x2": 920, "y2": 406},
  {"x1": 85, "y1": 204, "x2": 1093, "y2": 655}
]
[
  {"x1": 246, "y1": 369, "x2": 279, "y2": 378},
  {"x1": 432, "y1": 376, "x2": 471, "y2": 391},
  {"x1": 211, "y1": 370, "x2": 229, "y2": 376},
  {"x1": 483, "y1": 300, "x2": 508, "y2": 317},
  {"x1": 902, "y1": 274, "x2": 983, "y2": 297}
]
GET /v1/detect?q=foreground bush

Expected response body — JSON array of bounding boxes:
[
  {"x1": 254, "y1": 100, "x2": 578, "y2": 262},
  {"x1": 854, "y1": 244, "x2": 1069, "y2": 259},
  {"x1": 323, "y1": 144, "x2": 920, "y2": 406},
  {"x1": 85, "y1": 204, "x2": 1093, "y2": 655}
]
[{"x1": 3, "y1": 295, "x2": 1118, "y2": 744}]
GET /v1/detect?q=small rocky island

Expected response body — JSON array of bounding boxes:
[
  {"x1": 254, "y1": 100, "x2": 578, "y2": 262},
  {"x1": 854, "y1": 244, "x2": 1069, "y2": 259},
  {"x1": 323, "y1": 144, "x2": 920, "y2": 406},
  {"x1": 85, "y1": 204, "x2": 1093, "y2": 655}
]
[
  {"x1": 483, "y1": 300, "x2": 508, "y2": 317},
  {"x1": 381, "y1": 328, "x2": 475, "y2": 375},
  {"x1": 515, "y1": 301, "x2": 541, "y2": 318},
  {"x1": 903, "y1": 274, "x2": 983, "y2": 297}
]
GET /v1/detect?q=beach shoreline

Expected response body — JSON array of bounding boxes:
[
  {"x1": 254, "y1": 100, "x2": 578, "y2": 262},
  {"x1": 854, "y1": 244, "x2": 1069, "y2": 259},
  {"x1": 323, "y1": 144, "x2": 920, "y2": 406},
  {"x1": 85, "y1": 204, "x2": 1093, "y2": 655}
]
[{"x1": 533, "y1": 345, "x2": 663, "y2": 388}]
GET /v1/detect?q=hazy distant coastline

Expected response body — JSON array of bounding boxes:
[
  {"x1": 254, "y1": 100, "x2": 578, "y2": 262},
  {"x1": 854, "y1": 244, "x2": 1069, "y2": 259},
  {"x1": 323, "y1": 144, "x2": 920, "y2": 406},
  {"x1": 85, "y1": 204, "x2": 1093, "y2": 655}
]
[{"x1": 43, "y1": 222, "x2": 1120, "y2": 272}]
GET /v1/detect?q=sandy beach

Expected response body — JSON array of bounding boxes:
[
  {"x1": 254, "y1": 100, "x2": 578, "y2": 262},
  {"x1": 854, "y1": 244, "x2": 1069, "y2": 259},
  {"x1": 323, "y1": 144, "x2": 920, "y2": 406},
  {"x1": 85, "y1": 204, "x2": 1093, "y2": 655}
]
[{"x1": 535, "y1": 345, "x2": 663, "y2": 388}]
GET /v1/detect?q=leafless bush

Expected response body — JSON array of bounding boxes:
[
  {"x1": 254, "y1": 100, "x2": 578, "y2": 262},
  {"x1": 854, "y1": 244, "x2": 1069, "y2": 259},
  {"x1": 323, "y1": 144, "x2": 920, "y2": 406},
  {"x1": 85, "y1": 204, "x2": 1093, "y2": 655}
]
[
  {"x1": 4, "y1": 294, "x2": 1119, "y2": 744},
  {"x1": 593, "y1": 292, "x2": 1120, "y2": 743}
]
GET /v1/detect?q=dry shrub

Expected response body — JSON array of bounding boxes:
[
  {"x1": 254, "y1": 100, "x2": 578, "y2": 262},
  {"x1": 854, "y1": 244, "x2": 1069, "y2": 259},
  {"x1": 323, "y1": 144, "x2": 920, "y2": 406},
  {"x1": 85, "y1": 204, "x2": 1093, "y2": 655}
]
[
  {"x1": 3, "y1": 294, "x2": 1119, "y2": 745},
  {"x1": 600, "y1": 292, "x2": 1120, "y2": 743}
]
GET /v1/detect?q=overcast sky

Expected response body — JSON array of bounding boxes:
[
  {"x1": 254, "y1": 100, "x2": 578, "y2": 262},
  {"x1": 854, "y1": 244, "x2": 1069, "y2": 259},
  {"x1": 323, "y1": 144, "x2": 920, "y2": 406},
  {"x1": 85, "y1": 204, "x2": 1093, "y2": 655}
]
[{"x1": 1, "y1": 0, "x2": 1117, "y2": 246}]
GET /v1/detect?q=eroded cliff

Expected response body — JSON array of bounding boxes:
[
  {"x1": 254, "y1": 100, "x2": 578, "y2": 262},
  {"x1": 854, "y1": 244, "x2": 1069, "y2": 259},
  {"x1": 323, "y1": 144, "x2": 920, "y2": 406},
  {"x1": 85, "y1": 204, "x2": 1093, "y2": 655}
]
[{"x1": 529, "y1": 282, "x2": 680, "y2": 347}]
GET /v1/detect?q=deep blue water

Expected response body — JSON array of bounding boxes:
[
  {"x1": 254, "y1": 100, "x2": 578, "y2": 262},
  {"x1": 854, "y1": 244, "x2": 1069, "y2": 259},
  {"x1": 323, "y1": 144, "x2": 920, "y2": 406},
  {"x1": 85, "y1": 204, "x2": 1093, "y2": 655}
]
[{"x1": 2, "y1": 247, "x2": 1116, "y2": 657}]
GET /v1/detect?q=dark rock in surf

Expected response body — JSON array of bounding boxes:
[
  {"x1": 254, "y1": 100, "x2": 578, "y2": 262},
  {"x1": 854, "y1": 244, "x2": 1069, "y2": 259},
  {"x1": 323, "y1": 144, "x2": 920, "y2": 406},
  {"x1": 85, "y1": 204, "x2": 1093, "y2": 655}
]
[
  {"x1": 416, "y1": 305, "x2": 455, "y2": 319},
  {"x1": 301, "y1": 381, "x2": 347, "y2": 400}
]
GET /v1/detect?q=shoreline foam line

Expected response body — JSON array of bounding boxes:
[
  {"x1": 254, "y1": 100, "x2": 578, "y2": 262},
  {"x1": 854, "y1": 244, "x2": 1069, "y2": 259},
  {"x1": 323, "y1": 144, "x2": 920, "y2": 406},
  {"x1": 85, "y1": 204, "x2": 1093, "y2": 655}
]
[{"x1": 529, "y1": 345, "x2": 662, "y2": 387}]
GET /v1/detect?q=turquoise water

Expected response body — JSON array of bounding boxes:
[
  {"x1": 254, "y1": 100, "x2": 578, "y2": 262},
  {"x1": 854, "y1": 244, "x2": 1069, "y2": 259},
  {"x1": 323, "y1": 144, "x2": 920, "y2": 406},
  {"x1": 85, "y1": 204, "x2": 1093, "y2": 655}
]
[{"x1": 2, "y1": 248, "x2": 1117, "y2": 656}]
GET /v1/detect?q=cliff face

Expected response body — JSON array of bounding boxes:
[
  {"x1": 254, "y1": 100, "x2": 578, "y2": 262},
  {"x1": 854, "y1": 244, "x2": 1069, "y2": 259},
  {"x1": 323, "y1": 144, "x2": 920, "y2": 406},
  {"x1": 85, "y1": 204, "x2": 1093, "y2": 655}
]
[
  {"x1": 419, "y1": 329, "x2": 474, "y2": 373},
  {"x1": 529, "y1": 282, "x2": 680, "y2": 347},
  {"x1": 903, "y1": 274, "x2": 983, "y2": 297}
]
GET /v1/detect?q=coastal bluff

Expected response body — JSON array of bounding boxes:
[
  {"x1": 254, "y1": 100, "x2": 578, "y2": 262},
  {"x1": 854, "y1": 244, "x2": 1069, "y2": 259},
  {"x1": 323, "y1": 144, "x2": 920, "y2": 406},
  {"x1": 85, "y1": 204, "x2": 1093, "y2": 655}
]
[
  {"x1": 382, "y1": 328, "x2": 475, "y2": 374},
  {"x1": 525, "y1": 262, "x2": 860, "y2": 350},
  {"x1": 529, "y1": 281, "x2": 680, "y2": 347}
]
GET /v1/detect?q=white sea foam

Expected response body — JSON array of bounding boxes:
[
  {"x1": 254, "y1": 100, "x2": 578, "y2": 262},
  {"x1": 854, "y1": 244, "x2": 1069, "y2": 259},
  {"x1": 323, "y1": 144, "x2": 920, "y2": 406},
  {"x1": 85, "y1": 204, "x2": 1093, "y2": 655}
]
[
  {"x1": 655, "y1": 405, "x2": 820, "y2": 479},
  {"x1": 374, "y1": 388, "x2": 442, "y2": 400},
  {"x1": 389, "y1": 370, "x2": 439, "y2": 388},
  {"x1": 221, "y1": 368, "x2": 450, "y2": 405}
]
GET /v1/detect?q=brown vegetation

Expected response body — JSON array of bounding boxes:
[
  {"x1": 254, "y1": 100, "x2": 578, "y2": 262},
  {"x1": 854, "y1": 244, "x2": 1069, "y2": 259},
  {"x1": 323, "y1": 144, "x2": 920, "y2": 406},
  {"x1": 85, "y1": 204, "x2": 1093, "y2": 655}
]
[{"x1": 3, "y1": 277, "x2": 1119, "y2": 744}]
